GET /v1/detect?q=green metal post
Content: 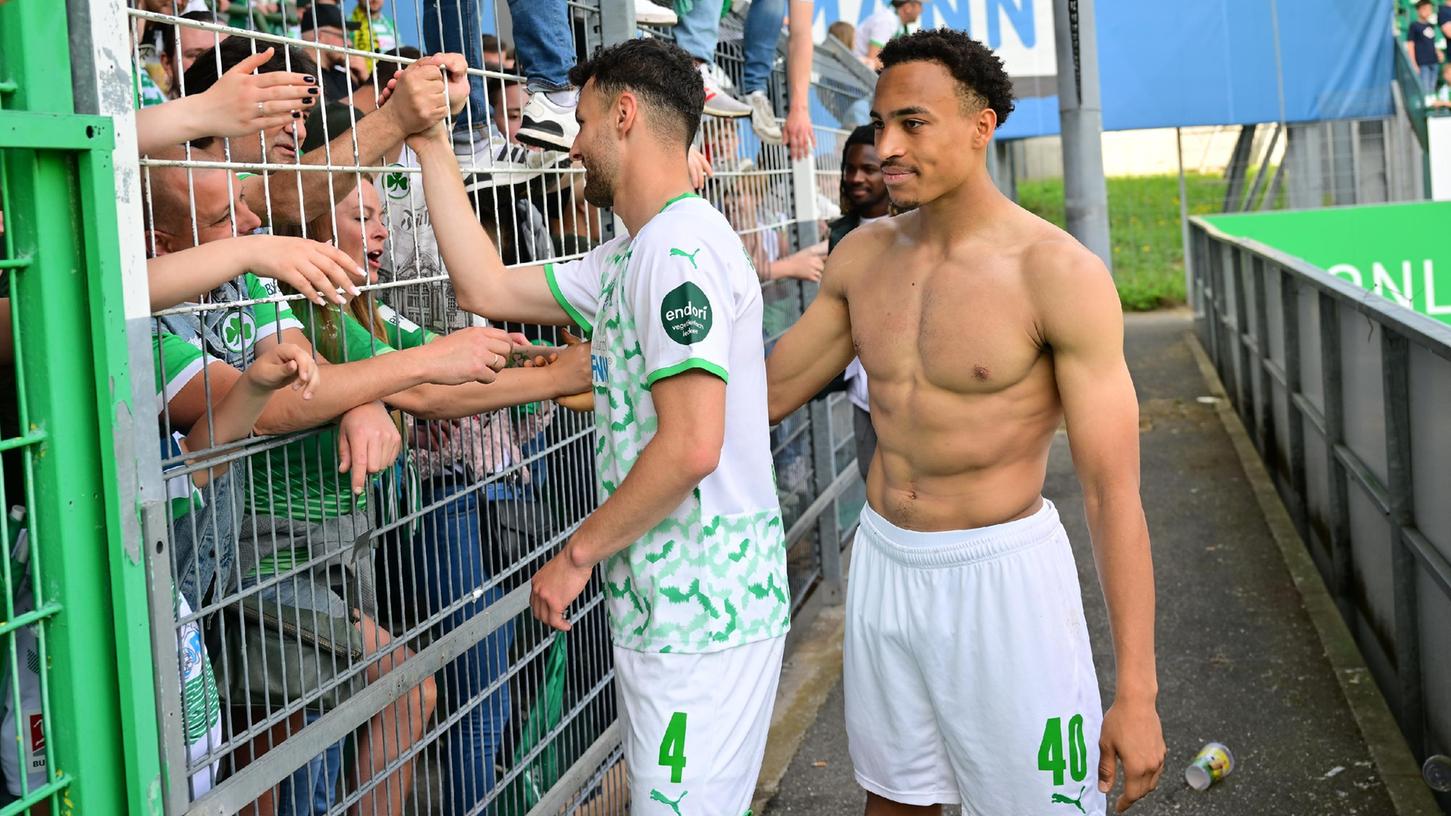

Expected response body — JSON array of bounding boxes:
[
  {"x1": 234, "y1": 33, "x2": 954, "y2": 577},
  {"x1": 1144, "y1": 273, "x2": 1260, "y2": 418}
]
[{"x1": 0, "y1": 2, "x2": 164, "y2": 813}]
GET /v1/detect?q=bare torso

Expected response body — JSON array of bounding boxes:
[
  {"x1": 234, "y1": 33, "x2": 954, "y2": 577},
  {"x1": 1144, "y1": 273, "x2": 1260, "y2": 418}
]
[{"x1": 843, "y1": 206, "x2": 1073, "y2": 532}]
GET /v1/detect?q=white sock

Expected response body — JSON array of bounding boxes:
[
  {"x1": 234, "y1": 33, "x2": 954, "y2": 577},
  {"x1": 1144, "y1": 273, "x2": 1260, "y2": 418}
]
[{"x1": 544, "y1": 88, "x2": 578, "y2": 109}]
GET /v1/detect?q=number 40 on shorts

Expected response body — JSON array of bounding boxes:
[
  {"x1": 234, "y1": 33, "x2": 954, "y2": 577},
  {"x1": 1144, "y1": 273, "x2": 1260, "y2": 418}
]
[{"x1": 1037, "y1": 714, "x2": 1089, "y2": 786}]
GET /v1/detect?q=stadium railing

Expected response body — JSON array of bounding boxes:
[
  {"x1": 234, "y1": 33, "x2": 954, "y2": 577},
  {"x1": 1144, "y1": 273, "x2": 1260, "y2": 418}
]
[{"x1": 1188, "y1": 215, "x2": 1451, "y2": 812}]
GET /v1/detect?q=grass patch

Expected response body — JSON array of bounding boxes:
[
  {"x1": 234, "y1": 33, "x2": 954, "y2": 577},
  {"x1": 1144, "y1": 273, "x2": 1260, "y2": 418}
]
[{"x1": 1017, "y1": 172, "x2": 1253, "y2": 311}]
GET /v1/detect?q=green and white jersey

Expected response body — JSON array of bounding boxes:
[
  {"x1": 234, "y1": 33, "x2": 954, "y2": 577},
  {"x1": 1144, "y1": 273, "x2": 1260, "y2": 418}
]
[
  {"x1": 153, "y1": 330, "x2": 220, "y2": 520},
  {"x1": 156, "y1": 273, "x2": 303, "y2": 372},
  {"x1": 245, "y1": 303, "x2": 432, "y2": 523},
  {"x1": 545, "y1": 193, "x2": 789, "y2": 654}
]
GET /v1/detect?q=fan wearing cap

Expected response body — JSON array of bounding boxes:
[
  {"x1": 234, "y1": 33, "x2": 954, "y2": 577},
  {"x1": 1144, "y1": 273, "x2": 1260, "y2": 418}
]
[{"x1": 299, "y1": 3, "x2": 365, "y2": 104}]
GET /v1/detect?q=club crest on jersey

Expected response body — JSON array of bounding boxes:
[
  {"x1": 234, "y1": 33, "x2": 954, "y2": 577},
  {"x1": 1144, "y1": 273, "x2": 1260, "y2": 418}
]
[
  {"x1": 660, "y1": 282, "x2": 712, "y2": 345},
  {"x1": 218, "y1": 311, "x2": 257, "y2": 354},
  {"x1": 592, "y1": 353, "x2": 611, "y2": 384}
]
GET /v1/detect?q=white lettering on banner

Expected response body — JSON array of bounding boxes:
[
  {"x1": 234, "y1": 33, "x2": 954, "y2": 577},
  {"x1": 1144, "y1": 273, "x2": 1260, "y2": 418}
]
[
  {"x1": 1371, "y1": 262, "x2": 1414, "y2": 308},
  {"x1": 811, "y1": 0, "x2": 1057, "y2": 77},
  {"x1": 1424, "y1": 261, "x2": 1451, "y2": 316},
  {"x1": 1328, "y1": 263, "x2": 1363, "y2": 286},
  {"x1": 1325, "y1": 260, "x2": 1449, "y2": 317}
]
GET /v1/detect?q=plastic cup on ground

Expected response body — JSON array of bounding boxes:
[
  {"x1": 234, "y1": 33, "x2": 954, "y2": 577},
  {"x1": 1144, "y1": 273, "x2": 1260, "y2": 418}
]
[
  {"x1": 1424, "y1": 755, "x2": 1451, "y2": 792},
  {"x1": 1185, "y1": 742, "x2": 1235, "y2": 791}
]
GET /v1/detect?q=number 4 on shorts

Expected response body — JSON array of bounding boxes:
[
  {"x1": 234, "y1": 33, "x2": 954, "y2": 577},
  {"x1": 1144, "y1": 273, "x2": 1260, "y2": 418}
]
[
  {"x1": 1037, "y1": 714, "x2": 1088, "y2": 786},
  {"x1": 659, "y1": 711, "x2": 688, "y2": 784}
]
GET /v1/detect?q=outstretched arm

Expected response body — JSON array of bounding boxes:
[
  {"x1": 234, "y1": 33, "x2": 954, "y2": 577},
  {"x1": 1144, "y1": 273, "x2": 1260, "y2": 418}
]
[
  {"x1": 179, "y1": 344, "x2": 318, "y2": 485},
  {"x1": 243, "y1": 58, "x2": 447, "y2": 226},
  {"x1": 148, "y1": 234, "x2": 364, "y2": 311},
  {"x1": 408, "y1": 129, "x2": 569, "y2": 324},
  {"x1": 248, "y1": 325, "x2": 510, "y2": 434},
  {"x1": 137, "y1": 48, "x2": 317, "y2": 155},
  {"x1": 1037, "y1": 244, "x2": 1164, "y2": 813},
  {"x1": 765, "y1": 237, "x2": 857, "y2": 423},
  {"x1": 384, "y1": 342, "x2": 591, "y2": 420}
]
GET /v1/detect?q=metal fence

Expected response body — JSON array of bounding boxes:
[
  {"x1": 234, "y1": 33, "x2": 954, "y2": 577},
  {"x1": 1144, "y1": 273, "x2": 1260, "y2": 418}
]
[
  {"x1": 0, "y1": 4, "x2": 177, "y2": 814},
  {"x1": 7, "y1": 0, "x2": 878, "y2": 813},
  {"x1": 1188, "y1": 215, "x2": 1451, "y2": 813}
]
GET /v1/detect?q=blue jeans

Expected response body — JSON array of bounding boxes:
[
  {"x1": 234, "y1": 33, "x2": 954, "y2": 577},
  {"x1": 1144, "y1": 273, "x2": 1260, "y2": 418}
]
[
  {"x1": 409, "y1": 478, "x2": 514, "y2": 813},
  {"x1": 168, "y1": 469, "x2": 238, "y2": 611},
  {"x1": 276, "y1": 711, "x2": 344, "y2": 816},
  {"x1": 673, "y1": 0, "x2": 786, "y2": 93},
  {"x1": 424, "y1": 0, "x2": 488, "y2": 132},
  {"x1": 506, "y1": 0, "x2": 573, "y2": 93},
  {"x1": 1420, "y1": 63, "x2": 1438, "y2": 94}
]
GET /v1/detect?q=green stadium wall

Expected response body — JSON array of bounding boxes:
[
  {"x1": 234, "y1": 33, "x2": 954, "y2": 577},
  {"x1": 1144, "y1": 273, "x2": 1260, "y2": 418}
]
[{"x1": 1205, "y1": 201, "x2": 1451, "y2": 328}]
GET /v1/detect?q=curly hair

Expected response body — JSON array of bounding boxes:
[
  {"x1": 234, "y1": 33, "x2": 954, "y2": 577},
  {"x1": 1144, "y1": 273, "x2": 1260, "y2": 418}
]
[
  {"x1": 569, "y1": 38, "x2": 706, "y2": 149},
  {"x1": 878, "y1": 29, "x2": 1015, "y2": 126}
]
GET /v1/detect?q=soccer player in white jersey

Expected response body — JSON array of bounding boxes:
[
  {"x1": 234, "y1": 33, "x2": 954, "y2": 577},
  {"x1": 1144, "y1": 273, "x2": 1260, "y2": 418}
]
[{"x1": 409, "y1": 40, "x2": 790, "y2": 813}]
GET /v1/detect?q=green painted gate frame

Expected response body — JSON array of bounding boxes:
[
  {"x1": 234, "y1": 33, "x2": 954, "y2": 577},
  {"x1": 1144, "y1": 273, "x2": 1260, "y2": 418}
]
[{"x1": 1, "y1": 3, "x2": 165, "y2": 814}]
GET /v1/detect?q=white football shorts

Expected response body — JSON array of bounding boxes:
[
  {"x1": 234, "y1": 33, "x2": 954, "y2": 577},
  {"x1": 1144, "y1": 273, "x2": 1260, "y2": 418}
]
[
  {"x1": 614, "y1": 635, "x2": 785, "y2": 815},
  {"x1": 845, "y1": 500, "x2": 1106, "y2": 815}
]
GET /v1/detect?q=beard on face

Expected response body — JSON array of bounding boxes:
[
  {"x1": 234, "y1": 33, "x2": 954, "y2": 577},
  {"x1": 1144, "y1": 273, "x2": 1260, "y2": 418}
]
[
  {"x1": 579, "y1": 141, "x2": 618, "y2": 209},
  {"x1": 583, "y1": 172, "x2": 614, "y2": 209}
]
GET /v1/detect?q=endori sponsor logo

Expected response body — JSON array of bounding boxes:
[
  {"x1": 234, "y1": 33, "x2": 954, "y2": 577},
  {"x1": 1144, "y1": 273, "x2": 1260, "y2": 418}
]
[{"x1": 660, "y1": 282, "x2": 713, "y2": 344}]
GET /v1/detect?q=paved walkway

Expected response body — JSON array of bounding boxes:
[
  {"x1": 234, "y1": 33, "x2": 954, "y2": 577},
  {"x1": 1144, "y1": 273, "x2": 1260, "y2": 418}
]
[{"x1": 762, "y1": 312, "x2": 1400, "y2": 816}]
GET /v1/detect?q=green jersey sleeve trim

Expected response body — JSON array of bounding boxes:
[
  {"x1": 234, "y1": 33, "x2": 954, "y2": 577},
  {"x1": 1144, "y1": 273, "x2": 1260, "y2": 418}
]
[
  {"x1": 544, "y1": 262, "x2": 595, "y2": 335},
  {"x1": 644, "y1": 357, "x2": 729, "y2": 389},
  {"x1": 658, "y1": 191, "x2": 703, "y2": 212}
]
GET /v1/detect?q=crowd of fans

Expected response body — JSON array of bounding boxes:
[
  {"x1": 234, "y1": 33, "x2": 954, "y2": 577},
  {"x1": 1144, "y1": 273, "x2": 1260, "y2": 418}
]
[{"x1": 0, "y1": 1, "x2": 886, "y2": 813}]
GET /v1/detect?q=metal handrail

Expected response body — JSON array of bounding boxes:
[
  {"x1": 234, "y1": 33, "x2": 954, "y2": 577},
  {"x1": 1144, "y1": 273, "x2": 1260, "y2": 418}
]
[{"x1": 1189, "y1": 213, "x2": 1451, "y2": 796}]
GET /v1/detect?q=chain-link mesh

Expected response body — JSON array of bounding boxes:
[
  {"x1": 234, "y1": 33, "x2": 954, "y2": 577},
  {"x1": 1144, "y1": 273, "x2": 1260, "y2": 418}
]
[{"x1": 122, "y1": 2, "x2": 869, "y2": 812}]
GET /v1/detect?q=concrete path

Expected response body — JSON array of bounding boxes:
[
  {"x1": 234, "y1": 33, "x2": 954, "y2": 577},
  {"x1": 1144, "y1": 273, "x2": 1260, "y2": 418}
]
[{"x1": 760, "y1": 312, "x2": 1407, "y2": 816}]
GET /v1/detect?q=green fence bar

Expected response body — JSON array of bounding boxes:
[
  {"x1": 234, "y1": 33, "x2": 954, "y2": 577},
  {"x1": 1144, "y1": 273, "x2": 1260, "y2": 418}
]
[{"x1": 0, "y1": 1, "x2": 163, "y2": 813}]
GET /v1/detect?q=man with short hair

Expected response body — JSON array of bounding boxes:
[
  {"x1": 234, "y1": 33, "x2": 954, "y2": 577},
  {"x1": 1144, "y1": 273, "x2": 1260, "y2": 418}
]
[
  {"x1": 854, "y1": 0, "x2": 924, "y2": 67},
  {"x1": 411, "y1": 38, "x2": 791, "y2": 810},
  {"x1": 1409, "y1": 1, "x2": 1443, "y2": 93},
  {"x1": 155, "y1": 9, "x2": 229, "y2": 93},
  {"x1": 766, "y1": 29, "x2": 1166, "y2": 815},
  {"x1": 299, "y1": 2, "x2": 364, "y2": 100}
]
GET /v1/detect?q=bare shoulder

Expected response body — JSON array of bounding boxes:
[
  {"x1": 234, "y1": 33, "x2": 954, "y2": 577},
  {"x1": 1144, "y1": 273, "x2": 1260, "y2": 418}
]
[
  {"x1": 1009, "y1": 210, "x2": 1122, "y2": 344},
  {"x1": 824, "y1": 214, "x2": 903, "y2": 297},
  {"x1": 1013, "y1": 212, "x2": 1114, "y2": 299}
]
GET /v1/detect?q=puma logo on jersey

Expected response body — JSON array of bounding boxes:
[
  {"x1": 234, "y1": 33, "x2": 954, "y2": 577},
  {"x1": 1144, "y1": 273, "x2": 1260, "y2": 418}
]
[
  {"x1": 1051, "y1": 785, "x2": 1087, "y2": 814},
  {"x1": 669, "y1": 247, "x2": 701, "y2": 270},
  {"x1": 649, "y1": 788, "x2": 687, "y2": 815}
]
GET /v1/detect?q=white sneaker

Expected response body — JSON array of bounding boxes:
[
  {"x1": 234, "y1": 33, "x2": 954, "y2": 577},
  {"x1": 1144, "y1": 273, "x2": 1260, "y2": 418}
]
[
  {"x1": 698, "y1": 62, "x2": 751, "y2": 118},
  {"x1": 516, "y1": 91, "x2": 579, "y2": 151},
  {"x1": 745, "y1": 89, "x2": 782, "y2": 143},
  {"x1": 460, "y1": 140, "x2": 569, "y2": 190},
  {"x1": 635, "y1": 0, "x2": 678, "y2": 26}
]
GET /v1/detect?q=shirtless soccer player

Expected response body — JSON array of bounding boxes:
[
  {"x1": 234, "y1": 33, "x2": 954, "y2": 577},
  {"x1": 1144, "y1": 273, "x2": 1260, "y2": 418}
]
[
  {"x1": 766, "y1": 30, "x2": 1166, "y2": 815},
  {"x1": 410, "y1": 40, "x2": 789, "y2": 813}
]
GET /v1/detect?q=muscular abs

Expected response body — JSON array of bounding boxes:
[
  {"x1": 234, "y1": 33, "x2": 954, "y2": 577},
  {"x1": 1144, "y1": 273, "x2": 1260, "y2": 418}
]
[{"x1": 849, "y1": 229, "x2": 1063, "y2": 532}]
